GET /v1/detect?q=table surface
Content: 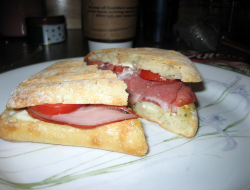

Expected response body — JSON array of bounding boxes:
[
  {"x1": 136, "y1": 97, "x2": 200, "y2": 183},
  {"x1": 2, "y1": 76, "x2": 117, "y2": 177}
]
[{"x1": 0, "y1": 29, "x2": 250, "y2": 74}]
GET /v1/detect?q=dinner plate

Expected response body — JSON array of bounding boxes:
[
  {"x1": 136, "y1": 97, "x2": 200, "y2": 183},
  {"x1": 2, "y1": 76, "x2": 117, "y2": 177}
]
[{"x1": 0, "y1": 58, "x2": 250, "y2": 190}]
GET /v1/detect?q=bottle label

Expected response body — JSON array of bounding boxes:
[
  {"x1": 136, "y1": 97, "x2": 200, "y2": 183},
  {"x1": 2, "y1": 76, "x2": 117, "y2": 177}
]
[{"x1": 82, "y1": 0, "x2": 138, "y2": 42}]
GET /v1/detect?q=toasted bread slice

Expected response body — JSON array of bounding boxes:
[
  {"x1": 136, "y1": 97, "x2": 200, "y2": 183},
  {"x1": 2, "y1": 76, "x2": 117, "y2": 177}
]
[
  {"x1": 132, "y1": 102, "x2": 198, "y2": 138},
  {"x1": 1, "y1": 59, "x2": 148, "y2": 156},
  {"x1": 84, "y1": 48, "x2": 201, "y2": 138},
  {"x1": 84, "y1": 48, "x2": 202, "y2": 82},
  {"x1": 7, "y1": 60, "x2": 128, "y2": 109},
  {"x1": 0, "y1": 109, "x2": 148, "y2": 156},
  {"x1": 45, "y1": 59, "x2": 85, "y2": 69}
]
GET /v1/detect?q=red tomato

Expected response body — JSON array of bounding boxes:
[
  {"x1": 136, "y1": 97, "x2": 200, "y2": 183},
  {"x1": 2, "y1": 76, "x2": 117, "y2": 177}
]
[
  {"x1": 106, "y1": 64, "x2": 116, "y2": 71},
  {"x1": 87, "y1": 61, "x2": 104, "y2": 68},
  {"x1": 115, "y1": 66, "x2": 125, "y2": 74},
  {"x1": 26, "y1": 108, "x2": 98, "y2": 129},
  {"x1": 87, "y1": 61, "x2": 115, "y2": 71},
  {"x1": 29, "y1": 104, "x2": 82, "y2": 115},
  {"x1": 138, "y1": 69, "x2": 177, "y2": 82}
]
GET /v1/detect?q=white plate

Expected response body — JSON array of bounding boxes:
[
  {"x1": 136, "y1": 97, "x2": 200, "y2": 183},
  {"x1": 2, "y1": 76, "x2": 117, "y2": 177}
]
[{"x1": 1, "y1": 59, "x2": 250, "y2": 190}]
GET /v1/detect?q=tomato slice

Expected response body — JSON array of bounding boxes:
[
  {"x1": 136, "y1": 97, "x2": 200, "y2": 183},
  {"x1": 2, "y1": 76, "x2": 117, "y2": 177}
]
[
  {"x1": 138, "y1": 69, "x2": 177, "y2": 82},
  {"x1": 88, "y1": 61, "x2": 127, "y2": 75},
  {"x1": 26, "y1": 104, "x2": 138, "y2": 129},
  {"x1": 87, "y1": 61, "x2": 104, "y2": 68},
  {"x1": 29, "y1": 104, "x2": 82, "y2": 115},
  {"x1": 115, "y1": 66, "x2": 125, "y2": 74},
  {"x1": 106, "y1": 64, "x2": 115, "y2": 71},
  {"x1": 87, "y1": 61, "x2": 115, "y2": 71}
]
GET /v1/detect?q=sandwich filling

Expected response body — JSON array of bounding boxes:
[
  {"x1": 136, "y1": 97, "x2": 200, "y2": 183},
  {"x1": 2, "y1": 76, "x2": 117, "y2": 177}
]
[
  {"x1": 25, "y1": 104, "x2": 138, "y2": 129},
  {"x1": 87, "y1": 61, "x2": 197, "y2": 112}
]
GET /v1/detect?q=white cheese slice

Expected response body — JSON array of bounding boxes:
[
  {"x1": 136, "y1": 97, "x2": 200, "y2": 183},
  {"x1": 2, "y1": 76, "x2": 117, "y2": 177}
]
[{"x1": 10, "y1": 109, "x2": 39, "y2": 122}]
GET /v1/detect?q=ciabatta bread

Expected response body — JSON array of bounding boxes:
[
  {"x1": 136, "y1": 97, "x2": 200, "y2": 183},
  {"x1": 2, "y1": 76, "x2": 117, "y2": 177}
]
[
  {"x1": 132, "y1": 102, "x2": 198, "y2": 138},
  {"x1": 45, "y1": 59, "x2": 85, "y2": 69},
  {"x1": 84, "y1": 48, "x2": 202, "y2": 82},
  {"x1": 7, "y1": 60, "x2": 128, "y2": 109},
  {"x1": 0, "y1": 59, "x2": 148, "y2": 157},
  {"x1": 84, "y1": 48, "x2": 202, "y2": 138},
  {"x1": 0, "y1": 109, "x2": 147, "y2": 156}
]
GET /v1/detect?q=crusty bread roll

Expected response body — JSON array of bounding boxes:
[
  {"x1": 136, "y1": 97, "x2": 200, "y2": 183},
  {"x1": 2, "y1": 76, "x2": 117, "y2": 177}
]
[
  {"x1": 0, "y1": 59, "x2": 148, "y2": 157},
  {"x1": 84, "y1": 48, "x2": 202, "y2": 82},
  {"x1": 132, "y1": 102, "x2": 198, "y2": 138},
  {"x1": 7, "y1": 60, "x2": 128, "y2": 109},
  {"x1": 84, "y1": 48, "x2": 202, "y2": 138},
  {"x1": 0, "y1": 109, "x2": 147, "y2": 156},
  {"x1": 45, "y1": 59, "x2": 85, "y2": 69}
]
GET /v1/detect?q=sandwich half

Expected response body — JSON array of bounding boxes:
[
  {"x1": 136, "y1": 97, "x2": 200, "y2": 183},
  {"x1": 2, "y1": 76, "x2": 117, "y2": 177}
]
[
  {"x1": 0, "y1": 59, "x2": 148, "y2": 156},
  {"x1": 84, "y1": 48, "x2": 202, "y2": 138}
]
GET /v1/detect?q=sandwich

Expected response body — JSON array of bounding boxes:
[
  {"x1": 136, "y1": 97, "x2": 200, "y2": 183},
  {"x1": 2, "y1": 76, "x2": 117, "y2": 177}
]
[
  {"x1": 0, "y1": 59, "x2": 148, "y2": 156},
  {"x1": 84, "y1": 48, "x2": 202, "y2": 138}
]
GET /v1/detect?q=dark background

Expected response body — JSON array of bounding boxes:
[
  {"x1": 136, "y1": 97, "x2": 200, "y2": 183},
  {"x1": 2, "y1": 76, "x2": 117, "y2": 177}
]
[{"x1": 0, "y1": 0, "x2": 250, "y2": 73}]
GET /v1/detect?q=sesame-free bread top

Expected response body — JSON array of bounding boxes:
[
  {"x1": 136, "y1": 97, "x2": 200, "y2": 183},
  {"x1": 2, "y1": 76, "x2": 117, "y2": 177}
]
[
  {"x1": 7, "y1": 60, "x2": 128, "y2": 109},
  {"x1": 84, "y1": 48, "x2": 202, "y2": 82},
  {"x1": 45, "y1": 59, "x2": 85, "y2": 69},
  {"x1": 0, "y1": 109, "x2": 148, "y2": 156},
  {"x1": 132, "y1": 102, "x2": 198, "y2": 138}
]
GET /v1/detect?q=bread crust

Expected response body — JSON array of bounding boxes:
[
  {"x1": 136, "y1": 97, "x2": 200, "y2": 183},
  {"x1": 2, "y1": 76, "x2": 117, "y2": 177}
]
[
  {"x1": 0, "y1": 109, "x2": 148, "y2": 156},
  {"x1": 132, "y1": 102, "x2": 198, "y2": 138},
  {"x1": 1, "y1": 60, "x2": 148, "y2": 156},
  {"x1": 7, "y1": 79, "x2": 128, "y2": 109},
  {"x1": 6, "y1": 61, "x2": 128, "y2": 108},
  {"x1": 45, "y1": 59, "x2": 85, "y2": 69},
  {"x1": 22, "y1": 70, "x2": 117, "y2": 85},
  {"x1": 84, "y1": 48, "x2": 201, "y2": 137},
  {"x1": 84, "y1": 48, "x2": 202, "y2": 82}
]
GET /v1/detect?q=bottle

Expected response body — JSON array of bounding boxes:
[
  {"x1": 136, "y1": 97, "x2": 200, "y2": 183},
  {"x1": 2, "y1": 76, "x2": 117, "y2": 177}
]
[{"x1": 142, "y1": 0, "x2": 179, "y2": 43}]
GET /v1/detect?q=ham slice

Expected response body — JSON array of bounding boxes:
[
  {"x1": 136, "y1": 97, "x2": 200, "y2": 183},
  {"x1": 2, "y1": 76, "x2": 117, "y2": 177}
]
[
  {"x1": 172, "y1": 82, "x2": 197, "y2": 107},
  {"x1": 121, "y1": 73, "x2": 196, "y2": 111},
  {"x1": 88, "y1": 61, "x2": 115, "y2": 71},
  {"x1": 27, "y1": 105, "x2": 138, "y2": 129},
  {"x1": 87, "y1": 61, "x2": 197, "y2": 111}
]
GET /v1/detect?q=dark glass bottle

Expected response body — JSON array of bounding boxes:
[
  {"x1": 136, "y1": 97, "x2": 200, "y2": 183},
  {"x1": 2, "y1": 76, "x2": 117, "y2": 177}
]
[{"x1": 142, "y1": 0, "x2": 179, "y2": 43}]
